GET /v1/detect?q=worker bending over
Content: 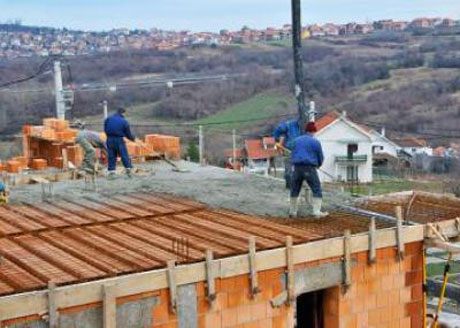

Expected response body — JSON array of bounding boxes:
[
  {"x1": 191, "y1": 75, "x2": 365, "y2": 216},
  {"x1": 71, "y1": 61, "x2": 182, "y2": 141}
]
[
  {"x1": 289, "y1": 122, "x2": 328, "y2": 219},
  {"x1": 0, "y1": 183, "x2": 8, "y2": 204},
  {"x1": 273, "y1": 119, "x2": 301, "y2": 189},
  {"x1": 73, "y1": 122, "x2": 107, "y2": 172},
  {"x1": 104, "y1": 107, "x2": 135, "y2": 179}
]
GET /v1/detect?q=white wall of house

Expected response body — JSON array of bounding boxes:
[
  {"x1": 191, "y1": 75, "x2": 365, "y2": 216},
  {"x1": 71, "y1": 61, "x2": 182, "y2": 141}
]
[
  {"x1": 370, "y1": 131, "x2": 399, "y2": 157},
  {"x1": 401, "y1": 146, "x2": 433, "y2": 157},
  {"x1": 316, "y1": 119, "x2": 373, "y2": 183}
]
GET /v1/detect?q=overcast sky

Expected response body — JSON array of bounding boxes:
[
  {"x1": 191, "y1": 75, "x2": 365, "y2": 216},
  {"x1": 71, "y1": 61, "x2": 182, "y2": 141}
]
[{"x1": 0, "y1": 0, "x2": 459, "y2": 32}]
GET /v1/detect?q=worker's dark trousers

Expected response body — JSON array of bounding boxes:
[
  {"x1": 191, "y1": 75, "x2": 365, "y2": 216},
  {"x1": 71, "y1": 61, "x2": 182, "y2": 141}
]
[
  {"x1": 107, "y1": 137, "x2": 132, "y2": 171},
  {"x1": 290, "y1": 164, "x2": 322, "y2": 198},
  {"x1": 284, "y1": 155, "x2": 292, "y2": 189}
]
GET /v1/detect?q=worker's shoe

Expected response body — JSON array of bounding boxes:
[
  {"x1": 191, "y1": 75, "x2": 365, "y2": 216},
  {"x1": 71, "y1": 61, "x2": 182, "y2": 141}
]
[
  {"x1": 107, "y1": 171, "x2": 116, "y2": 180},
  {"x1": 288, "y1": 198, "x2": 299, "y2": 218},
  {"x1": 312, "y1": 197, "x2": 329, "y2": 219},
  {"x1": 126, "y1": 168, "x2": 132, "y2": 178}
]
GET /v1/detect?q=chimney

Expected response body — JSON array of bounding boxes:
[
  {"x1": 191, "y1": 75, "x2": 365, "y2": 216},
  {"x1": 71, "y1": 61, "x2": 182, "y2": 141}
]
[{"x1": 381, "y1": 126, "x2": 386, "y2": 137}]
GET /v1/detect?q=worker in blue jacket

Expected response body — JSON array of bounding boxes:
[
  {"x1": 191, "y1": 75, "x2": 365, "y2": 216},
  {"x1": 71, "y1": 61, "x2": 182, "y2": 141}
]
[
  {"x1": 289, "y1": 122, "x2": 328, "y2": 219},
  {"x1": 104, "y1": 107, "x2": 135, "y2": 178},
  {"x1": 272, "y1": 119, "x2": 301, "y2": 189}
]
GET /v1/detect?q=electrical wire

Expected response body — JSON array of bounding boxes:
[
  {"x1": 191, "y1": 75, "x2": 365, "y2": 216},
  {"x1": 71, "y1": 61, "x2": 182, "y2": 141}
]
[{"x1": 0, "y1": 56, "x2": 54, "y2": 90}]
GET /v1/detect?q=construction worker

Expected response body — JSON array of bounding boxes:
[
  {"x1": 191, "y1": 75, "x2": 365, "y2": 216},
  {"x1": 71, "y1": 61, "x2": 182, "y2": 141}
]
[
  {"x1": 104, "y1": 107, "x2": 135, "y2": 179},
  {"x1": 0, "y1": 182, "x2": 9, "y2": 204},
  {"x1": 73, "y1": 122, "x2": 108, "y2": 172},
  {"x1": 289, "y1": 122, "x2": 328, "y2": 219},
  {"x1": 273, "y1": 119, "x2": 301, "y2": 189}
]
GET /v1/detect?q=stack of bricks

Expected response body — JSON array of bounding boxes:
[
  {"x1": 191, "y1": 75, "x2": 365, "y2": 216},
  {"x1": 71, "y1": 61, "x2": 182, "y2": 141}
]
[
  {"x1": 30, "y1": 159, "x2": 47, "y2": 171},
  {"x1": 145, "y1": 134, "x2": 181, "y2": 160},
  {"x1": 322, "y1": 242, "x2": 424, "y2": 328}
]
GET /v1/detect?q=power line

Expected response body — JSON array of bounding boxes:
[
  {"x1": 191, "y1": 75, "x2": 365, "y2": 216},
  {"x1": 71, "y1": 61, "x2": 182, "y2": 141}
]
[{"x1": 0, "y1": 56, "x2": 54, "y2": 90}]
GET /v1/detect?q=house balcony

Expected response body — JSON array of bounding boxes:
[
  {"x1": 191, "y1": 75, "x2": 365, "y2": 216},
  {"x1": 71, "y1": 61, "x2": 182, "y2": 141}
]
[{"x1": 335, "y1": 155, "x2": 368, "y2": 163}]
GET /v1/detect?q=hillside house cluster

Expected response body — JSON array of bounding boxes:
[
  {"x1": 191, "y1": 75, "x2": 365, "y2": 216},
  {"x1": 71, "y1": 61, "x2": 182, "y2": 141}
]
[{"x1": 226, "y1": 110, "x2": 457, "y2": 183}]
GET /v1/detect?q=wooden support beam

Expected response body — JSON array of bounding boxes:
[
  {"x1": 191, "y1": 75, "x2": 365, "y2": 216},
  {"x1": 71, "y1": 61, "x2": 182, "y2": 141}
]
[
  {"x1": 48, "y1": 281, "x2": 58, "y2": 328},
  {"x1": 395, "y1": 206, "x2": 405, "y2": 260},
  {"x1": 205, "y1": 250, "x2": 216, "y2": 304},
  {"x1": 286, "y1": 236, "x2": 294, "y2": 305},
  {"x1": 368, "y1": 217, "x2": 376, "y2": 264},
  {"x1": 167, "y1": 260, "x2": 177, "y2": 313},
  {"x1": 103, "y1": 284, "x2": 116, "y2": 328},
  {"x1": 343, "y1": 230, "x2": 352, "y2": 291},
  {"x1": 248, "y1": 236, "x2": 260, "y2": 298}
]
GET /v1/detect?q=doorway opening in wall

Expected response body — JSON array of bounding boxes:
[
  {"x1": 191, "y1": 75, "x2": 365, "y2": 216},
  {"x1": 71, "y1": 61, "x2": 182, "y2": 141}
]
[
  {"x1": 296, "y1": 290, "x2": 324, "y2": 328},
  {"x1": 346, "y1": 165, "x2": 358, "y2": 182}
]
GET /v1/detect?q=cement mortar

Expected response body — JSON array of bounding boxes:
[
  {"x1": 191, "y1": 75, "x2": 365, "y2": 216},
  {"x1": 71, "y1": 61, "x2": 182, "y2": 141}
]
[{"x1": 10, "y1": 161, "x2": 349, "y2": 218}]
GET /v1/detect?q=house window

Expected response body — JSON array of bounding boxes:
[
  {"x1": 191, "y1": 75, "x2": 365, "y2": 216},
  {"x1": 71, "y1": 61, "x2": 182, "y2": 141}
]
[
  {"x1": 347, "y1": 144, "x2": 358, "y2": 158},
  {"x1": 346, "y1": 165, "x2": 358, "y2": 182}
]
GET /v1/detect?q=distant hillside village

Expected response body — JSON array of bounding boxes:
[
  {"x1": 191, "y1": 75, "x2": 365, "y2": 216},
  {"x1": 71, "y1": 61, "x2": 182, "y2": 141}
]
[{"x1": 0, "y1": 17, "x2": 459, "y2": 58}]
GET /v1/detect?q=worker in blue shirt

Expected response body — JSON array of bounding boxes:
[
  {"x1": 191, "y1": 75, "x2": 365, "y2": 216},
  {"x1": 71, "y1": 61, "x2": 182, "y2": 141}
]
[
  {"x1": 104, "y1": 107, "x2": 135, "y2": 178},
  {"x1": 0, "y1": 183, "x2": 8, "y2": 204},
  {"x1": 272, "y1": 119, "x2": 301, "y2": 189},
  {"x1": 289, "y1": 122, "x2": 328, "y2": 219}
]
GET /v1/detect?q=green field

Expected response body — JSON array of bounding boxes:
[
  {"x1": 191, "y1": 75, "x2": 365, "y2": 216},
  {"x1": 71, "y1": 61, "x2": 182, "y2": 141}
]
[{"x1": 194, "y1": 92, "x2": 296, "y2": 131}]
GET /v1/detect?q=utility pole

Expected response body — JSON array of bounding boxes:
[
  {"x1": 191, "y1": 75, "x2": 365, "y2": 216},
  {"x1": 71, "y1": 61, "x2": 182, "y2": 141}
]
[
  {"x1": 232, "y1": 129, "x2": 236, "y2": 165},
  {"x1": 54, "y1": 61, "x2": 65, "y2": 120},
  {"x1": 291, "y1": 0, "x2": 308, "y2": 133},
  {"x1": 199, "y1": 125, "x2": 204, "y2": 165},
  {"x1": 103, "y1": 100, "x2": 108, "y2": 119}
]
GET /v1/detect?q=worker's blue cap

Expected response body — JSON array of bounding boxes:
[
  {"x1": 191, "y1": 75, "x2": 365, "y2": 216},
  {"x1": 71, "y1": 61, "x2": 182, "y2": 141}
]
[{"x1": 0, "y1": 183, "x2": 5, "y2": 192}]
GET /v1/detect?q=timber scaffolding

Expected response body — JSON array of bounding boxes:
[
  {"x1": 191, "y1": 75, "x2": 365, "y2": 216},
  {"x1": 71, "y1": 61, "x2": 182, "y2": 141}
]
[{"x1": 1, "y1": 188, "x2": 460, "y2": 327}]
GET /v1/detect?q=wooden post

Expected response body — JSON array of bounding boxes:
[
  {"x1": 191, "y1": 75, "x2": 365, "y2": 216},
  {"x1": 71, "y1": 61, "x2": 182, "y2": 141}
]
[
  {"x1": 369, "y1": 217, "x2": 376, "y2": 264},
  {"x1": 286, "y1": 236, "x2": 295, "y2": 305},
  {"x1": 48, "y1": 281, "x2": 58, "y2": 328},
  {"x1": 248, "y1": 236, "x2": 260, "y2": 297},
  {"x1": 62, "y1": 148, "x2": 69, "y2": 170},
  {"x1": 395, "y1": 206, "x2": 405, "y2": 260},
  {"x1": 103, "y1": 284, "x2": 116, "y2": 328},
  {"x1": 205, "y1": 250, "x2": 216, "y2": 304},
  {"x1": 343, "y1": 230, "x2": 352, "y2": 291},
  {"x1": 167, "y1": 260, "x2": 177, "y2": 313}
]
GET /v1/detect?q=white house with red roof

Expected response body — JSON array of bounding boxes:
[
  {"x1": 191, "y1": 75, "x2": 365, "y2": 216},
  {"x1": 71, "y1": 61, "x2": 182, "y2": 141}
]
[{"x1": 314, "y1": 111, "x2": 374, "y2": 183}]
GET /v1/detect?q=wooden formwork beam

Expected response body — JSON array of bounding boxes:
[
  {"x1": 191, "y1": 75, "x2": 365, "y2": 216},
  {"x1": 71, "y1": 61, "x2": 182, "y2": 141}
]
[
  {"x1": 343, "y1": 230, "x2": 352, "y2": 291},
  {"x1": 395, "y1": 206, "x2": 405, "y2": 260},
  {"x1": 368, "y1": 217, "x2": 376, "y2": 264},
  {"x1": 167, "y1": 260, "x2": 177, "y2": 313},
  {"x1": 103, "y1": 284, "x2": 116, "y2": 328},
  {"x1": 48, "y1": 281, "x2": 58, "y2": 328},
  {"x1": 248, "y1": 236, "x2": 260, "y2": 298},
  {"x1": 205, "y1": 250, "x2": 216, "y2": 304},
  {"x1": 286, "y1": 236, "x2": 294, "y2": 305}
]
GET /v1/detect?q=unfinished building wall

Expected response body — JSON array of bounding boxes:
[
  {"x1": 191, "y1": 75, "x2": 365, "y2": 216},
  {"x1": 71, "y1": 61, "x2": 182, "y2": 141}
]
[{"x1": 0, "y1": 243, "x2": 424, "y2": 328}]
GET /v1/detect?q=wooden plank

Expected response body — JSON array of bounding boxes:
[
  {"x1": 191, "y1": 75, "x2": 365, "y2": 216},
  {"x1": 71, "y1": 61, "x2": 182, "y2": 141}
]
[
  {"x1": 425, "y1": 219, "x2": 460, "y2": 240},
  {"x1": 103, "y1": 284, "x2": 116, "y2": 328},
  {"x1": 368, "y1": 217, "x2": 376, "y2": 264},
  {"x1": 343, "y1": 230, "x2": 352, "y2": 291},
  {"x1": 205, "y1": 250, "x2": 216, "y2": 304},
  {"x1": 395, "y1": 206, "x2": 405, "y2": 260},
  {"x1": 248, "y1": 236, "x2": 260, "y2": 298},
  {"x1": 286, "y1": 236, "x2": 294, "y2": 305},
  {"x1": 0, "y1": 225, "x2": 424, "y2": 321},
  {"x1": 48, "y1": 281, "x2": 58, "y2": 328},
  {"x1": 167, "y1": 260, "x2": 177, "y2": 313}
]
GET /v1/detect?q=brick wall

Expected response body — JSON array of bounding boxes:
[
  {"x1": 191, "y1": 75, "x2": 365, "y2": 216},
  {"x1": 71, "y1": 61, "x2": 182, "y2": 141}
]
[
  {"x1": 323, "y1": 241, "x2": 424, "y2": 328},
  {"x1": 1, "y1": 242, "x2": 424, "y2": 328}
]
